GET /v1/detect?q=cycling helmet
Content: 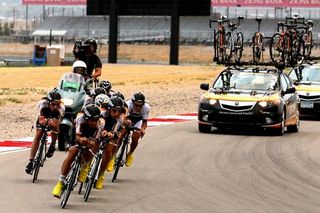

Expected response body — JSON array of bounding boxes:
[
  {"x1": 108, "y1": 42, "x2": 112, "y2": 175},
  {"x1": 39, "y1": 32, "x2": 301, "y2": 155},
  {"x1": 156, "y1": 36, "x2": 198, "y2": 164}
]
[
  {"x1": 99, "y1": 80, "x2": 112, "y2": 91},
  {"x1": 108, "y1": 96, "x2": 125, "y2": 110},
  {"x1": 95, "y1": 94, "x2": 110, "y2": 107},
  {"x1": 83, "y1": 104, "x2": 101, "y2": 120},
  {"x1": 132, "y1": 92, "x2": 145, "y2": 104},
  {"x1": 112, "y1": 91, "x2": 125, "y2": 101},
  {"x1": 47, "y1": 91, "x2": 61, "y2": 104},
  {"x1": 84, "y1": 37, "x2": 98, "y2": 53},
  {"x1": 93, "y1": 87, "x2": 107, "y2": 97},
  {"x1": 72, "y1": 60, "x2": 87, "y2": 76}
]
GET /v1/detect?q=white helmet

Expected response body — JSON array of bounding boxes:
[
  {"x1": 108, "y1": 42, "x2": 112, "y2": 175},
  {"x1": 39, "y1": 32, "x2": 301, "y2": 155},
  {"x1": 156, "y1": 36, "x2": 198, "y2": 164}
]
[
  {"x1": 73, "y1": 60, "x2": 87, "y2": 69},
  {"x1": 95, "y1": 94, "x2": 110, "y2": 107}
]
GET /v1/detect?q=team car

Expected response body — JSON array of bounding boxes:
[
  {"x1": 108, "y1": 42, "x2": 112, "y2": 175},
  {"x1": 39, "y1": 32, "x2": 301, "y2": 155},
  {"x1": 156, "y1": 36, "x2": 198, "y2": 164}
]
[
  {"x1": 198, "y1": 66, "x2": 300, "y2": 135},
  {"x1": 289, "y1": 63, "x2": 320, "y2": 116}
]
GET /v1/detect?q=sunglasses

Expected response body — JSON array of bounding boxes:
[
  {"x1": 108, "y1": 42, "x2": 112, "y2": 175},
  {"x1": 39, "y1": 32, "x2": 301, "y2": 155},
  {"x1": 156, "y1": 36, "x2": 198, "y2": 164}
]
[
  {"x1": 134, "y1": 103, "x2": 144, "y2": 108},
  {"x1": 111, "y1": 108, "x2": 122, "y2": 113},
  {"x1": 50, "y1": 102, "x2": 60, "y2": 107}
]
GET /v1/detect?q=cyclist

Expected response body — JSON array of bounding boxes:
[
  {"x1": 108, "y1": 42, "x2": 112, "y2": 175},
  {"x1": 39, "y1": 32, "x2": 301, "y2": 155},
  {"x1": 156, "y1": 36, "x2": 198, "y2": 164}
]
[
  {"x1": 83, "y1": 87, "x2": 107, "y2": 106},
  {"x1": 52, "y1": 104, "x2": 103, "y2": 198},
  {"x1": 123, "y1": 92, "x2": 150, "y2": 167},
  {"x1": 74, "y1": 37, "x2": 102, "y2": 81},
  {"x1": 95, "y1": 96, "x2": 126, "y2": 189},
  {"x1": 25, "y1": 91, "x2": 65, "y2": 174}
]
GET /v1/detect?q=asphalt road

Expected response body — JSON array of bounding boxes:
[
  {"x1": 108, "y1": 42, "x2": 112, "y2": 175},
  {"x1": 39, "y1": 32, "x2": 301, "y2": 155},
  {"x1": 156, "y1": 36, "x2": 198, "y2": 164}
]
[{"x1": 1, "y1": 120, "x2": 320, "y2": 213}]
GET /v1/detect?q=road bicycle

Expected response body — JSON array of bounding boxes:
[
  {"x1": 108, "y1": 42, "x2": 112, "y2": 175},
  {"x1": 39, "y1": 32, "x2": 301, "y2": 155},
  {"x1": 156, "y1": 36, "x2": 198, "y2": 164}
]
[
  {"x1": 300, "y1": 20, "x2": 313, "y2": 58},
  {"x1": 31, "y1": 123, "x2": 50, "y2": 183},
  {"x1": 83, "y1": 137, "x2": 109, "y2": 202},
  {"x1": 269, "y1": 21, "x2": 304, "y2": 66},
  {"x1": 210, "y1": 16, "x2": 244, "y2": 64},
  {"x1": 112, "y1": 126, "x2": 136, "y2": 182},
  {"x1": 60, "y1": 145, "x2": 87, "y2": 208},
  {"x1": 252, "y1": 18, "x2": 264, "y2": 63}
]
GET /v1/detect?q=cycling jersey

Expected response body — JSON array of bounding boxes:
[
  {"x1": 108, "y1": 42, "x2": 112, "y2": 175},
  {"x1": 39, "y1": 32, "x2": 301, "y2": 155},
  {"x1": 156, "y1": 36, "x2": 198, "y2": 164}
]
[
  {"x1": 37, "y1": 99, "x2": 65, "y2": 119},
  {"x1": 126, "y1": 100, "x2": 150, "y2": 126},
  {"x1": 101, "y1": 110, "x2": 122, "y2": 132},
  {"x1": 75, "y1": 115, "x2": 103, "y2": 139}
]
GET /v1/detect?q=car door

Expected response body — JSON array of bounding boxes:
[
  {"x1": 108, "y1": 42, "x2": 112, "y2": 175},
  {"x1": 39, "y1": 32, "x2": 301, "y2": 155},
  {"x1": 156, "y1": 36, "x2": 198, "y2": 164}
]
[{"x1": 281, "y1": 74, "x2": 298, "y2": 122}]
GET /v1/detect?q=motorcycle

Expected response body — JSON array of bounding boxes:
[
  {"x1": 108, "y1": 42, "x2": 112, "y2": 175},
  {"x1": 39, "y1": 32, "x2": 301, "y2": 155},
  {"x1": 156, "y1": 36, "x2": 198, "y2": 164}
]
[{"x1": 55, "y1": 72, "x2": 87, "y2": 151}]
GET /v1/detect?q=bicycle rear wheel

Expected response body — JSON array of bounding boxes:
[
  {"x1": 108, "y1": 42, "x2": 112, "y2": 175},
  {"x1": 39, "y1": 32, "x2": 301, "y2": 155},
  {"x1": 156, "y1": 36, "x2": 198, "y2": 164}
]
[
  {"x1": 234, "y1": 32, "x2": 243, "y2": 63},
  {"x1": 269, "y1": 33, "x2": 284, "y2": 63},
  {"x1": 224, "y1": 32, "x2": 232, "y2": 61}
]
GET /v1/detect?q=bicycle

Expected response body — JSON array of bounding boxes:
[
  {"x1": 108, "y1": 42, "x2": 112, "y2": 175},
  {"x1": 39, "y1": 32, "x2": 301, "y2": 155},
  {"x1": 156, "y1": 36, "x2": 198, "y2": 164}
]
[
  {"x1": 60, "y1": 145, "x2": 86, "y2": 208},
  {"x1": 300, "y1": 20, "x2": 313, "y2": 58},
  {"x1": 83, "y1": 137, "x2": 109, "y2": 202},
  {"x1": 31, "y1": 122, "x2": 50, "y2": 183},
  {"x1": 210, "y1": 16, "x2": 244, "y2": 64},
  {"x1": 209, "y1": 16, "x2": 230, "y2": 63},
  {"x1": 252, "y1": 18, "x2": 264, "y2": 63},
  {"x1": 112, "y1": 126, "x2": 136, "y2": 182},
  {"x1": 269, "y1": 22, "x2": 304, "y2": 66}
]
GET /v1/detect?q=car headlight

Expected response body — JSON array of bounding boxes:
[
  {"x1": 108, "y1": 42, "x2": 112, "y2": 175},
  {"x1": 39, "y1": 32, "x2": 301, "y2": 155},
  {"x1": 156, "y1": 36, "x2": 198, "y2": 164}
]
[
  {"x1": 62, "y1": 98, "x2": 74, "y2": 106},
  {"x1": 209, "y1": 99, "x2": 217, "y2": 105},
  {"x1": 258, "y1": 100, "x2": 281, "y2": 107}
]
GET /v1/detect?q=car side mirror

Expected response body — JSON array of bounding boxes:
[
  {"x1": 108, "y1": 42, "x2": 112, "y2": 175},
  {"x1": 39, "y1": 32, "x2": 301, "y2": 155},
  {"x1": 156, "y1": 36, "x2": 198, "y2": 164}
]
[
  {"x1": 285, "y1": 87, "x2": 296, "y2": 94},
  {"x1": 200, "y1": 83, "x2": 209, "y2": 91}
]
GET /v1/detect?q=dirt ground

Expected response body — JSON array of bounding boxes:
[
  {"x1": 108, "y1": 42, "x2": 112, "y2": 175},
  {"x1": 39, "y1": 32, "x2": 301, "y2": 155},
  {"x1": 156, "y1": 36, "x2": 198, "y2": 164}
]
[{"x1": 0, "y1": 62, "x2": 222, "y2": 141}]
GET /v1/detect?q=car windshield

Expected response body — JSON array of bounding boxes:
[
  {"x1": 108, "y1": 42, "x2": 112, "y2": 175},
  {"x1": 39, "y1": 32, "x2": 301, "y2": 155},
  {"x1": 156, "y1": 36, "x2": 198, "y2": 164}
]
[
  {"x1": 289, "y1": 66, "x2": 320, "y2": 82},
  {"x1": 213, "y1": 71, "x2": 278, "y2": 91}
]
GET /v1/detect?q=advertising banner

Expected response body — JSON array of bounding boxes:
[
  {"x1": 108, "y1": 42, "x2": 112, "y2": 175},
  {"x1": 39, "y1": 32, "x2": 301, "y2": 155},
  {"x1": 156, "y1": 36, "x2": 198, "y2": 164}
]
[
  {"x1": 211, "y1": 0, "x2": 320, "y2": 7},
  {"x1": 22, "y1": 0, "x2": 86, "y2": 5}
]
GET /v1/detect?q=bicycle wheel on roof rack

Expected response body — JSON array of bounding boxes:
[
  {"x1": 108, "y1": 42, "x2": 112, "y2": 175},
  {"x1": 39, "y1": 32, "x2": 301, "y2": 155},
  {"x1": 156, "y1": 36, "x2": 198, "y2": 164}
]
[
  {"x1": 302, "y1": 31, "x2": 313, "y2": 57},
  {"x1": 214, "y1": 31, "x2": 225, "y2": 63},
  {"x1": 234, "y1": 32, "x2": 243, "y2": 63},
  {"x1": 269, "y1": 33, "x2": 284, "y2": 64},
  {"x1": 252, "y1": 33, "x2": 263, "y2": 63}
]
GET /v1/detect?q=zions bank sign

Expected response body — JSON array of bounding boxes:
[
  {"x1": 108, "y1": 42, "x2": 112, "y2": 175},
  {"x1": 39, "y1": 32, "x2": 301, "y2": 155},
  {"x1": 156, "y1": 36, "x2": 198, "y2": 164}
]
[{"x1": 22, "y1": 0, "x2": 86, "y2": 5}]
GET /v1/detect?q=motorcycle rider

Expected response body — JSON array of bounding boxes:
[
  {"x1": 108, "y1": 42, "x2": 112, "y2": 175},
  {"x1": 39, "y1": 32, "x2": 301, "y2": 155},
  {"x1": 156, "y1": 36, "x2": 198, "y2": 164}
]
[{"x1": 25, "y1": 91, "x2": 65, "y2": 174}]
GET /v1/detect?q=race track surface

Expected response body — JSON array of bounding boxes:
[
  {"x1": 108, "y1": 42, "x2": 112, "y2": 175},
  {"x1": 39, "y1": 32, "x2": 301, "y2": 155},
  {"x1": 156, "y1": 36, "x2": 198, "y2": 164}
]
[{"x1": 1, "y1": 120, "x2": 320, "y2": 213}]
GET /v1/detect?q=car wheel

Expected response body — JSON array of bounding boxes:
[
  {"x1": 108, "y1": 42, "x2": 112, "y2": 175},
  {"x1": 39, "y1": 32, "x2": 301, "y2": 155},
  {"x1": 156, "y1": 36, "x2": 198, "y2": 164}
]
[
  {"x1": 287, "y1": 110, "x2": 300, "y2": 133},
  {"x1": 274, "y1": 111, "x2": 285, "y2": 136},
  {"x1": 198, "y1": 123, "x2": 211, "y2": 133}
]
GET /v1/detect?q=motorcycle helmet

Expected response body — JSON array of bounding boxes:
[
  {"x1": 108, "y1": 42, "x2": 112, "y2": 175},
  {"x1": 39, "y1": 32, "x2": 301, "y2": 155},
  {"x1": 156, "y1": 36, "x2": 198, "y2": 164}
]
[
  {"x1": 99, "y1": 80, "x2": 112, "y2": 91},
  {"x1": 72, "y1": 60, "x2": 87, "y2": 77},
  {"x1": 83, "y1": 104, "x2": 101, "y2": 120}
]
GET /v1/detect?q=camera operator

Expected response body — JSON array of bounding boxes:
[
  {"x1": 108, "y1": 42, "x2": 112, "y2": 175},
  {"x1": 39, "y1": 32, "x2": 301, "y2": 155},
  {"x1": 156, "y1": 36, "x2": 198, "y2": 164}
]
[{"x1": 73, "y1": 37, "x2": 102, "y2": 81}]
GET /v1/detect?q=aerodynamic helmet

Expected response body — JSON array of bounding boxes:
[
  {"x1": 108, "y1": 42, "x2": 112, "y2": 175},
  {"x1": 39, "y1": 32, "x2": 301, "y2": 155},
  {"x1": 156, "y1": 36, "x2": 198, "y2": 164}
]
[
  {"x1": 95, "y1": 94, "x2": 110, "y2": 107},
  {"x1": 112, "y1": 91, "x2": 125, "y2": 101},
  {"x1": 83, "y1": 104, "x2": 101, "y2": 120},
  {"x1": 98, "y1": 80, "x2": 112, "y2": 91},
  {"x1": 47, "y1": 91, "x2": 61, "y2": 104},
  {"x1": 108, "y1": 96, "x2": 125, "y2": 111},
  {"x1": 132, "y1": 92, "x2": 145, "y2": 104}
]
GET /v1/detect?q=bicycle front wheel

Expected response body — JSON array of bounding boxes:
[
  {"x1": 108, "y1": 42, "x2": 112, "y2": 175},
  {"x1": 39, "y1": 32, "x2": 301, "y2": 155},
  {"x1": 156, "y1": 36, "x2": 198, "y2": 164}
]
[
  {"x1": 112, "y1": 142, "x2": 128, "y2": 182},
  {"x1": 214, "y1": 31, "x2": 225, "y2": 63},
  {"x1": 234, "y1": 32, "x2": 244, "y2": 63},
  {"x1": 269, "y1": 33, "x2": 283, "y2": 63},
  {"x1": 32, "y1": 138, "x2": 46, "y2": 183},
  {"x1": 84, "y1": 156, "x2": 101, "y2": 202},
  {"x1": 61, "y1": 161, "x2": 80, "y2": 208},
  {"x1": 224, "y1": 32, "x2": 232, "y2": 61},
  {"x1": 252, "y1": 33, "x2": 263, "y2": 63},
  {"x1": 303, "y1": 31, "x2": 313, "y2": 57}
]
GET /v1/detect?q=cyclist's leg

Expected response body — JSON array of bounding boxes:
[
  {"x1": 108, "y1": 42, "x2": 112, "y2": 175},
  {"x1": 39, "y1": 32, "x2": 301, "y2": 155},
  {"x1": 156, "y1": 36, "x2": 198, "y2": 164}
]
[
  {"x1": 95, "y1": 144, "x2": 114, "y2": 189},
  {"x1": 125, "y1": 121, "x2": 142, "y2": 167},
  {"x1": 46, "y1": 118, "x2": 60, "y2": 158},
  {"x1": 25, "y1": 126, "x2": 43, "y2": 174}
]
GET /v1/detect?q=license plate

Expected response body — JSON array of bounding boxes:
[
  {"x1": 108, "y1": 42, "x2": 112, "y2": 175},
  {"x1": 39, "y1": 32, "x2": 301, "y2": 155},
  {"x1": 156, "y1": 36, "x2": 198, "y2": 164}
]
[{"x1": 301, "y1": 101, "x2": 314, "y2": 108}]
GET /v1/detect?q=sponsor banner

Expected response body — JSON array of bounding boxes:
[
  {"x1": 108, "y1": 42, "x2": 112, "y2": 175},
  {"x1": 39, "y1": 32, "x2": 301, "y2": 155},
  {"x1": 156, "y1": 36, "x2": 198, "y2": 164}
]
[
  {"x1": 211, "y1": 0, "x2": 320, "y2": 7},
  {"x1": 22, "y1": 0, "x2": 86, "y2": 5}
]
